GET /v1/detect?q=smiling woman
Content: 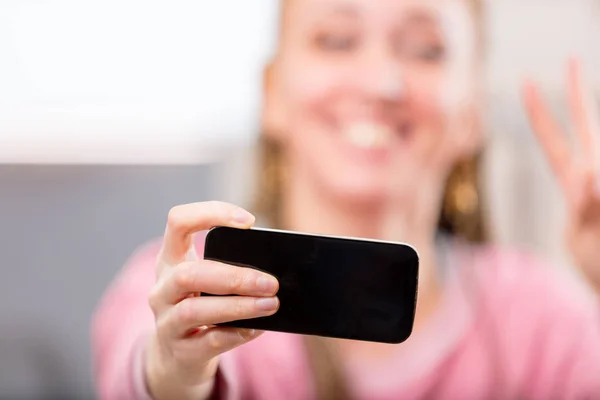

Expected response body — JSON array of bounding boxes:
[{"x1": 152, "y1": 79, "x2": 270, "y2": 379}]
[
  {"x1": 258, "y1": 1, "x2": 486, "y2": 397},
  {"x1": 90, "y1": 1, "x2": 600, "y2": 400}
]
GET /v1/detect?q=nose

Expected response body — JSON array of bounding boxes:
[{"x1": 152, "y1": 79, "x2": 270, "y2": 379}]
[{"x1": 358, "y1": 47, "x2": 406, "y2": 103}]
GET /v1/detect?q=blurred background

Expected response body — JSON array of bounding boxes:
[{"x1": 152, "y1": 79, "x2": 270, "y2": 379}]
[{"x1": 1, "y1": 0, "x2": 600, "y2": 398}]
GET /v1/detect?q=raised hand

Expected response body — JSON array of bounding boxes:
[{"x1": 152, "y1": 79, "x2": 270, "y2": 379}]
[
  {"x1": 522, "y1": 58, "x2": 600, "y2": 291},
  {"x1": 145, "y1": 201, "x2": 280, "y2": 400}
]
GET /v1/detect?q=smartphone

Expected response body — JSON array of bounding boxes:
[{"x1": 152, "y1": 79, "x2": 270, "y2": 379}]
[{"x1": 203, "y1": 227, "x2": 419, "y2": 344}]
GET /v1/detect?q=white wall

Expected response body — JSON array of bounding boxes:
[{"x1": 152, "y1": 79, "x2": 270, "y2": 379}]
[
  {"x1": 486, "y1": 0, "x2": 600, "y2": 96},
  {"x1": 482, "y1": 0, "x2": 600, "y2": 267},
  {"x1": 1, "y1": 0, "x2": 599, "y2": 163},
  {"x1": 0, "y1": 0, "x2": 278, "y2": 163}
]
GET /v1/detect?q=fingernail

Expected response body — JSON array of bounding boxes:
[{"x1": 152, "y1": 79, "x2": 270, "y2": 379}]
[
  {"x1": 256, "y1": 276, "x2": 277, "y2": 293},
  {"x1": 241, "y1": 329, "x2": 256, "y2": 338},
  {"x1": 256, "y1": 297, "x2": 279, "y2": 312},
  {"x1": 241, "y1": 329, "x2": 263, "y2": 339},
  {"x1": 248, "y1": 329, "x2": 265, "y2": 338},
  {"x1": 238, "y1": 328, "x2": 261, "y2": 341},
  {"x1": 231, "y1": 208, "x2": 255, "y2": 225}
]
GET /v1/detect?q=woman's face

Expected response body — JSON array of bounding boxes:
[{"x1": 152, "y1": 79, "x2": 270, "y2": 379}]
[{"x1": 265, "y1": 0, "x2": 478, "y2": 203}]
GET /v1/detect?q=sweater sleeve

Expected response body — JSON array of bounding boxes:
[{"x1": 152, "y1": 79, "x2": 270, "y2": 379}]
[
  {"x1": 91, "y1": 238, "x2": 247, "y2": 400},
  {"x1": 91, "y1": 240, "x2": 160, "y2": 400}
]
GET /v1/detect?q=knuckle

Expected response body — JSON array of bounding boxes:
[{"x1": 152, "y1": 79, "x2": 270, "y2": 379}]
[
  {"x1": 233, "y1": 297, "x2": 251, "y2": 317},
  {"x1": 167, "y1": 206, "x2": 187, "y2": 230},
  {"x1": 173, "y1": 264, "x2": 193, "y2": 289},
  {"x1": 226, "y1": 271, "x2": 245, "y2": 293},
  {"x1": 175, "y1": 299, "x2": 197, "y2": 325},
  {"x1": 204, "y1": 200, "x2": 237, "y2": 220},
  {"x1": 206, "y1": 329, "x2": 227, "y2": 351},
  {"x1": 148, "y1": 286, "x2": 162, "y2": 314},
  {"x1": 204, "y1": 200, "x2": 226, "y2": 213}
]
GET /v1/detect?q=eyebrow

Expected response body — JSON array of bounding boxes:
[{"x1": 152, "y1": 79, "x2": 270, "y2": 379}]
[
  {"x1": 312, "y1": 3, "x2": 360, "y2": 19},
  {"x1": 310, "y1": 4, "x2": 440, "y2": 25},
  {"x1": 401, "y1": 9, "x2": 440, "y2": 27},
  {"x1": 303, "y1": 2, "x2": 442, "y2": 31}
]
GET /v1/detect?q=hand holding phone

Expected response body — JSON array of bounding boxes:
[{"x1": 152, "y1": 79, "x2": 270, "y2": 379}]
[
  {"x1": 144, "y1": 202, "x2": 280, "y2": 400},
  {"x1": 204, "y1": 227, "x2": 419, "y2": 344}
]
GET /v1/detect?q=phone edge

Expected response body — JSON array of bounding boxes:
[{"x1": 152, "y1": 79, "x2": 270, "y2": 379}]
[{"x1": 207, "y1": 226, "x2": 420, "y2": 259}]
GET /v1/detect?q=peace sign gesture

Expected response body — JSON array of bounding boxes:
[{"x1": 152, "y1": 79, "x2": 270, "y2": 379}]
[{"x1": 522, "y1": 58, "x2": 600, "y2": 292}]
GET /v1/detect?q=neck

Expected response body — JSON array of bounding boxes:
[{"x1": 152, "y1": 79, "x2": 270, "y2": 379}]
[
  {"x1": 282, "y1": 179, "x2": 383, "y2": 240},
  {"x1": 280, "y1": 172, "x2": 444, "y2": 332}
]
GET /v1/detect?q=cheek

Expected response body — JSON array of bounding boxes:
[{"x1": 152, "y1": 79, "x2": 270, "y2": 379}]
[
  {"x1": 407, "y1": 72, "x2": 446, "y2": 125},
  {"x1": 277, "y1": 59, "x2": 348, "y2": 153},
  {"x1": 283, "y1": 59, "x2": 345, "y2": 113}
]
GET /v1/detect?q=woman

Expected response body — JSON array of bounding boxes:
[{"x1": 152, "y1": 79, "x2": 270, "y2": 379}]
[{"x1": 92, "y1": 0, "x2": 600, "y2": 399}]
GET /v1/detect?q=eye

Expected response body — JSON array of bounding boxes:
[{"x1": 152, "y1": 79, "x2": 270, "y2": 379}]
[
  {"x1": 396, "y1": 40, "x2": 446, "y2": 63},
  {"x1": 314, "y1": 32, "x2": 358, "y2": 52},
  {"x1": 411, "y1": 43, "x2": 446, "y2": 62}
]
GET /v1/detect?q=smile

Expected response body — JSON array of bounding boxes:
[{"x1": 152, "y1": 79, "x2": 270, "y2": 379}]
[{"x1": 342, "y1": 122, "x2": 412, "y2": 150}]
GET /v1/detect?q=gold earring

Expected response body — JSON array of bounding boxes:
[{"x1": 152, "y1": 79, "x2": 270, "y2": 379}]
[
  {"x1": 451, "y1": 178, "x2": 479, "y2": 217},
  {"x1": 444, "y1": 160, "x2": 479, "y2": 232}
]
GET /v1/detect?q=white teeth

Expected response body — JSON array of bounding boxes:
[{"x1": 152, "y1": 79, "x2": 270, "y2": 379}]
[{"x1": 344, "y1": 123, "x2": 393, "y2": 149}]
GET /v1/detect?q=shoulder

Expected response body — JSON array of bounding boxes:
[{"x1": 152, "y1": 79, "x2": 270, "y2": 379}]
[
  {"x1": 463, "y1": 243, "x2": 596, "y2": 310},
  {"x1": 452, "y1": 241, "x2": 599, "y2": 340}
]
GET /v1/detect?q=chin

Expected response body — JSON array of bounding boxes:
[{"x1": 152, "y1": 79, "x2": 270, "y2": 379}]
[{"x1": 324, "y1": 176, "x2": 393, "y2": 207}]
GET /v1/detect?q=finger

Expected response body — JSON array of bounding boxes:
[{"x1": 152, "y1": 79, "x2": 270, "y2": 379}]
[
  {"x1": 567, "y1": 58, "x2": 600, "y2": 168},
  {"x1": 569, "y1": 164, "x2": 600, "y2": 215},
  {"x1": 159, "y1": 201, "x2": 255, "y2": 267},
  {"x1": 185, "y1": 327, "x2": 265, "y2": 361},
  {"x1": 581, "y1": 182, "x2": 600, "y2": 224},
  {"x1": 151, "y1": 260, "x2": 279, "y2": 309},
  {"x1": 158, "y1": 295, "x2": 280, "y2": 339},
  {"x1": 522, "y1": 79, "x2": 572, "y2": 188}
]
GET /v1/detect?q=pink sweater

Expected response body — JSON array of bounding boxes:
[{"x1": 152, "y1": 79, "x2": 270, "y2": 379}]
[{"x1": 92, "y1": 235, "x2": 600, "y2": 399}]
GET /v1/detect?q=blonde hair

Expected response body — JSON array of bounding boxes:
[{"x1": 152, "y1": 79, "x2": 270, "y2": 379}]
[{"x1": 254, "y1": 1, "x2": 487, "y2": 398}]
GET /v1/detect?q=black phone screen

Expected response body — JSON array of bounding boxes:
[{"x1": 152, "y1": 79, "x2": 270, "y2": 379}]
[{"x1": 203, "y1": 227, "x2": 419, "y2": 344}]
